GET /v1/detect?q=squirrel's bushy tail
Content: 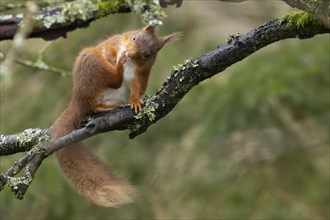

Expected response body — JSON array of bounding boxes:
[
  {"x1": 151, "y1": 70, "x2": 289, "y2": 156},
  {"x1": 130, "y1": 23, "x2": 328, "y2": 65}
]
[
  {"x1": 51, "y1": 105, "x2": 136, "y2": 207},
  {"x1": 55, "y1": 143, "x2": 136, "y2": 207}
]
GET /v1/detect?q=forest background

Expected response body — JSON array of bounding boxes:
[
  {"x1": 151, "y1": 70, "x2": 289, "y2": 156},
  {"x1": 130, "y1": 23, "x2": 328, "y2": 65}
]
[{"x1": 0, "y1": 0, "x2": 329, "y2": 219}]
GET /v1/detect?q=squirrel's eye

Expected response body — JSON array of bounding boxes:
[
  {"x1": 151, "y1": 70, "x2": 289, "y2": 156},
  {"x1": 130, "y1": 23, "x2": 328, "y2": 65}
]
[
  {"x1": 144, "y1": 53, "x2": 151, "y2": 59},
  {"x1": 131, "y1": 37, "x2": 136, "y2": 41}
]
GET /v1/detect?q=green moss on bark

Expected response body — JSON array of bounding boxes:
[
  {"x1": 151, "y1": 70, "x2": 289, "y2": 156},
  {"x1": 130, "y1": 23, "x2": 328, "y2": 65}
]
[{"x1": 281, "y1": 11, "x2": 323, "y2": 28}]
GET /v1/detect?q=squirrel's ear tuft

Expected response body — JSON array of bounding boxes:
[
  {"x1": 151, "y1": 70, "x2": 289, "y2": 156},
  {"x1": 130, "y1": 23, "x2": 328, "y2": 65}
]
[
  {"x1": 144, "y1": 25, "x2": 155, "y2": 33},
  {"x1": 158, "y1": 32, "x2": 183, "y2": 50}
]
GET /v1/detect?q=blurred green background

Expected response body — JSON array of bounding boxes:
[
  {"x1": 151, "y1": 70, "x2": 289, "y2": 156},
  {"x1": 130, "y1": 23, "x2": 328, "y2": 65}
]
[{"x1": 0, "y1": 1, "x2": 329, "y2": 219}]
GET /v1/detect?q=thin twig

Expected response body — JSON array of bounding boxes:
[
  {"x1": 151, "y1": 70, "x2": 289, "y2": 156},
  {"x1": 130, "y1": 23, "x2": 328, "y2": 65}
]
[
  {"x1": 15, "y1": 42, "x2": 70, "y2": 76},
  {"x1": 0, "y1": 2, "x2": 39, "y2": 83}
]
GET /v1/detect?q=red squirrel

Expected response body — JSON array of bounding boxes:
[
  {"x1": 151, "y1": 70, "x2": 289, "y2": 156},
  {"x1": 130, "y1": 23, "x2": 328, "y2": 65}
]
[{"x1": 51, "y1": 25, "x2": 180, "y2": 207}]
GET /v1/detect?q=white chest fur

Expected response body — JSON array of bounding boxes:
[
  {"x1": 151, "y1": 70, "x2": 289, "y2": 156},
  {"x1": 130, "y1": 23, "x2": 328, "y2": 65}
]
[{"x1": 96, "y1": 44, "x2": 137, "y2": 106}]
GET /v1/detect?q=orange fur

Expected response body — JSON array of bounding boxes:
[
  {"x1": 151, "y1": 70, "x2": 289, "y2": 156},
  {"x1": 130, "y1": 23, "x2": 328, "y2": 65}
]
[{"x1": 51, "y1": 25, "x2": 181, "y2": 207}]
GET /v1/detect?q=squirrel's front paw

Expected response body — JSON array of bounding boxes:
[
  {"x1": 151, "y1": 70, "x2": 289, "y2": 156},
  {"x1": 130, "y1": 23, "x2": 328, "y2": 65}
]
[
  {"x1": 119, "y1": 55, "x2": 127, "y2": 64},
  {"x1": 130, "y1": 98, "x2": 144, "y2": 113}
]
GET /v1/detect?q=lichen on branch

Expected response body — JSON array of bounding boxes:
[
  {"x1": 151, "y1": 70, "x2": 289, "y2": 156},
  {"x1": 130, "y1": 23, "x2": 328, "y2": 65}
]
[{"x1": 0, "y1": 0, "x2": 169, "y2": 41}]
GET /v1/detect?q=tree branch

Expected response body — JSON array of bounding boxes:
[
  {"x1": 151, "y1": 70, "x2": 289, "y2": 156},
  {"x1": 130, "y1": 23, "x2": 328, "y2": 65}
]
[
  {"x1": 0, "y1": 129, "x2": 49, "y2": 156},
  {"x1": 0, "y1": 0, "x2": 169, "y2": 41},
  {"x1": 0, "y1": 1, "x2": 130, "y2": 41},
  {"x1": 218, "y1": 0, "x2": 330, "y2": 28},
  {"x1": 1, "y1": 13, "x2": 329, "y2": 200}
]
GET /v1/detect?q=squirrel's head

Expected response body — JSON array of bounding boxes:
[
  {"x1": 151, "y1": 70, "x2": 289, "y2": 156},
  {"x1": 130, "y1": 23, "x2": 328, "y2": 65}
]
[{"x1": 125, "y1": 25, "x2": 182, "y2": 66}]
